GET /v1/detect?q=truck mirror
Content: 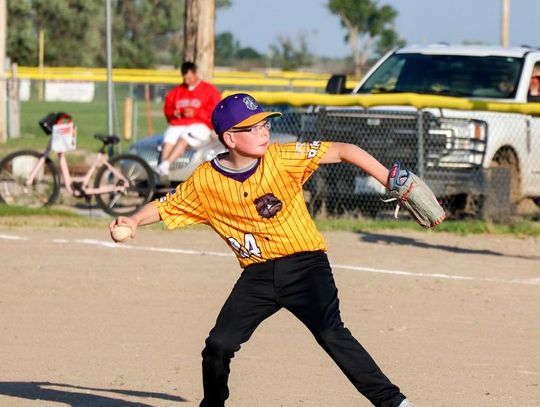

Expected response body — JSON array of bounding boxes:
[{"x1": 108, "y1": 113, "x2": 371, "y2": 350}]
[{"x1": 326, "y1": 74, "x2": 347, "y2": 94}]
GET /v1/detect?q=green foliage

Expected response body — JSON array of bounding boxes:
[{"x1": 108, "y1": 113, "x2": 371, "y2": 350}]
[
  {"x1": 6, "y1": 1, "x2": 37, "y2": 65},
  {"x1": 8, "y1": 0, "x2": 102, "y2": 66},
  {"x1": 327, "y1": 0, "x2": 404, "y2": 74},
  {"x1": 7, "y1": 0, "x2": 184, "y2": 68},
  {"x1": 107, "y1": 0, "x2": 184, "y2": 68},
  {"x1": 215, "y1": 31, "x2": 263, "y2": 67},
  {"x1": 216, "y1": 0, "x2": 232, "y2": 8},
  {"x1": 215, "y1": 32, "x2": 240, "y2": 66},
  {"x1": 375, "y1": 28, "x2": 406, "y2": 56},
  {"x1": 269, "y1": 34, "x2": 312, "y2": 70},
  {"x1": 236, "y1": 47, "x2": 261, "y2": 60}
]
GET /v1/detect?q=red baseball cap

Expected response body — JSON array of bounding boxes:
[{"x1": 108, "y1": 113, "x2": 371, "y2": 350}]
[{"x1": 211, "y1": 93, "x2": 281, "y2": 136}]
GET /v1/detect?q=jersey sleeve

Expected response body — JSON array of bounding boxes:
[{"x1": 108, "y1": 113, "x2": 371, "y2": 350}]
[
  {"x1": 152, "y1": 175, "x2": 208, "y2": 229},
  {"x1": 273, "y1": 141, "x2": 332, "y2": 185}
]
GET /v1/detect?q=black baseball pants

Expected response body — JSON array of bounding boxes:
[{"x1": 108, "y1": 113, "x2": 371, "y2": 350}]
[{"x1": 199, "y1": 251, "x2": 406, "y2": 407}]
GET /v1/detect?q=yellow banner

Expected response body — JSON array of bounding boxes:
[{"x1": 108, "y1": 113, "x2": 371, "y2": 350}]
[
  {"x1": 5, "y1": 67, "x2": 357, "y2": 89},
  {"x1": 222, "y1": 90, "x2": 540, "y2": 116}
]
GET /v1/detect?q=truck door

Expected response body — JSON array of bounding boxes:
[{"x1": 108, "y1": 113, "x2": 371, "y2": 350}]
[{"x1": 527, "y1": 61, "x2": 540, "y2": 179}]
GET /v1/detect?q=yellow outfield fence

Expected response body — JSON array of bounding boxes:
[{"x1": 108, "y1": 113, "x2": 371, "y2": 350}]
[
  {"x1": 222, "y1": 90, "x2": 540, "y2": 116},
  {"x1": 5, "y1": 66, "x2": 358, "y2": 90}
]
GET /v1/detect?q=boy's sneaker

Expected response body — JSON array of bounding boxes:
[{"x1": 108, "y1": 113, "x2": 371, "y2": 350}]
[
  {"x1": 157, "y1": 161, "x2": 170, "y2": 176},
  {"x1": 156, "y1": 162, "x2": 170, "y2": 185},
  {"x1": 157, "y1": 161, "x2": 170, "y2": 184},
  {"x1": 398, "y1": 399, "x2": 416, "y2": 407}
]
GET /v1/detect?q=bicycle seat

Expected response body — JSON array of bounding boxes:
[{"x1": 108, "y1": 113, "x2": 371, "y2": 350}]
[{"x1": 94, "y1": 134, "x2": 120, "y2": 145}]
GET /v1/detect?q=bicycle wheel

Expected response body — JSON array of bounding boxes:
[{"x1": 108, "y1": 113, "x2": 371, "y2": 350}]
[
  {"x1": 94, "y1": 153, "x2": 155, "y2": 217},
  {"x1": 0, "y1": 150, "x2": 60, "y2": 207}
]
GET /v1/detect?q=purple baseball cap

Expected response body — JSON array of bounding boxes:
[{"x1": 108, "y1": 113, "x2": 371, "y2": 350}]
[{"x1": 211, "y1": 93, "x2": 282, "y2": 136}]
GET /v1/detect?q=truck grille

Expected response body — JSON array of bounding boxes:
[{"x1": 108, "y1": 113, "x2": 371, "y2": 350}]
[
  {"x1": 298, "y1": 110, "x2": 446, "y2": 172},
  {"x1": 131, "y1": 146, "x2": 196, "y2": 170}
]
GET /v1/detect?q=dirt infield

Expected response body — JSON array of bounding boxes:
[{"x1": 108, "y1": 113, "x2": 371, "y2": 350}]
[{"x1": 0, "y1": 225, "x2": 538, "y2": 407}]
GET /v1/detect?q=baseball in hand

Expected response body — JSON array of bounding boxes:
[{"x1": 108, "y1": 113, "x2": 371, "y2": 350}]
[{"x1": 111, "y1": 225, "x2": 133, "y2": 243}]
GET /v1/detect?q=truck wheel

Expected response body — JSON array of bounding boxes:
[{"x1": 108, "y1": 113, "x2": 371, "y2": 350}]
[
  {"x1": 446, "y1": 193, "x2": 484, "y2": 219},
  {"x1": 490, "y1": 147, "x2": 521, "y2": 204},
  {"x1": 304, "y1": 171, "x2": 328, "y2": 218}
]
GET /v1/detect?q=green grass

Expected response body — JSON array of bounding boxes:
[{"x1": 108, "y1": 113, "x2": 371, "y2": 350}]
[
  {"x1": 1, "y1": 82, "x2": 169, "y2": 156},
  {"x1": 0, "y1": 204, "x2": 109, "y2": 228},
  {"x1": 314, "y1": 218, "x2": 540, "y2": 236},
  {"x1": 0, "y1": 205, "x2": 80, "y2": 217},
  {"x1": 1, "y1": 204, "x2": 539, "y2": 236}
]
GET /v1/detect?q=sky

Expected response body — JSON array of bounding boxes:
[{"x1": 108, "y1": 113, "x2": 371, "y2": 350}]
[{"x1": 215, "y1": 0, "x2": 540, "y2": 58}]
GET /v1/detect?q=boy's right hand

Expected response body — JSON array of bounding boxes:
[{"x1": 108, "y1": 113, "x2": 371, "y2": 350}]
[{"x1": 109, "y1": 216, "x2": 138, "y2": 242}]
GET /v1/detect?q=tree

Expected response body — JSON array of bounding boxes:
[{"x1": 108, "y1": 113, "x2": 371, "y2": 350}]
[
  {"x1": 184, "y1": 0, "x2": 215, "y2": 80},
  {"x1": 215, "y1": 32, "x2": 239, "y2": 66},
  {"x1": 215, "y1": 31, "x2": 263, "y2": 67},
  {"x1": 375, "y1": 28, "x2": 405, "y2": 57},
  {"x1": 7, "y1": 0, "x2": 102, "y2": 66},
  {"x1": 7, "y1": 0, "x2": 184, "y2": 68},
  {"x1": 108, "y1": 0, "x2": 184, "y2": 68},
  {"x1": 269, "y1": 33, "x2": 312, "y2": 71},
  {"x1": 236, "y1": 47, "x2": 261, "y2": 60},
  {"x1": 6, "y1": 1, "x2": 36, "y2": 65},
  {"x1": 328, "y1": 0, "x2": 404, "y2": 77}
]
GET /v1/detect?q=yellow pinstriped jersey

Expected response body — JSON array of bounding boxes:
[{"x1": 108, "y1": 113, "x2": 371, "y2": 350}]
[{"x1": 153, "y1": 141, "x2": 331, "y2": 268}]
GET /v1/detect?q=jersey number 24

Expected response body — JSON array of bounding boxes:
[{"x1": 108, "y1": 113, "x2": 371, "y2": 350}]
[{"x1": 227, "y1": 233, "x2": 261, "y2": 258}]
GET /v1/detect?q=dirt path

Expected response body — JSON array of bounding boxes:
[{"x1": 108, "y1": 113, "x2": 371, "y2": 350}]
[{"x1": 0, "y1": 226, "x2": 538, "y2": 406}]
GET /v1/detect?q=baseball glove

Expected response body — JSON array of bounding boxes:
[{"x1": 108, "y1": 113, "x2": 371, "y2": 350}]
[{"x1": 384, "y1": 161, "x2": 446, "y2": 228}]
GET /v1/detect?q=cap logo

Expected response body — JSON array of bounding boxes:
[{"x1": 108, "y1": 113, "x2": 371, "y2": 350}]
[{"x1": 243, "y1": 96, "x2": 258, "y2": 110}]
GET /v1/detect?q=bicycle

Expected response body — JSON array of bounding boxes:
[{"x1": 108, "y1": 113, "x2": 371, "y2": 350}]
[{"x1": 0, "y1": 112, "x2": 156, "y2": 217}]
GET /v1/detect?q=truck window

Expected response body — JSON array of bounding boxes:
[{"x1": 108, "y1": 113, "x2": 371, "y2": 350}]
[
  {"x1": 358, "y1": 53, "x2": 523, "y2": 99},
  {"x1": 528, "y1": 63, "x2": 540, "y2": 102}
]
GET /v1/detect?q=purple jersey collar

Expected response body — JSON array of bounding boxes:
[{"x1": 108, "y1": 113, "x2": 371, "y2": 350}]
[{"x1": 211, "y1": 155, "x2": 261, "y2": 182}]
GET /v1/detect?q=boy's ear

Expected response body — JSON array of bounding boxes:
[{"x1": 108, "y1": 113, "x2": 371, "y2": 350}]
[{"x1": 222, "y1": 131, "x2": 235, "y2": 149}]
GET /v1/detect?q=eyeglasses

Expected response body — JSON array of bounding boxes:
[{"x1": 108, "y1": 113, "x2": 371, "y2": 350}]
[{"x1": 230, "y1": 121, "x2": 271, "y2": 134}]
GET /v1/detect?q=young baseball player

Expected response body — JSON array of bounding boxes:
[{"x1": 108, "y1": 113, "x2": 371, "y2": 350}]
[{"x1": 110, "y1": 93, "x2": 417, "y2": 407}]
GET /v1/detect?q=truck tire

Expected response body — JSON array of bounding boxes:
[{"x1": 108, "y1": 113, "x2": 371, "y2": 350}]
[
  {"x1": 446, "y1": 193, "x2": 484, "y2": 219},
  {"x1": 490, "y1": 147, "x2": 521, "y2": 204}
]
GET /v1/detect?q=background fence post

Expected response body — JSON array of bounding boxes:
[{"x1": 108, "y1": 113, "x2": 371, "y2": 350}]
[
  {"x1": 416, "y1": 110, "x2": 425, "y2": 178},
  {"x1": 124, "y1": 96, "x2": 133, "y2": 141},
  {"x1": 7, "y1": 62, "x2": 20, "y2": 139},
  {"x1": 144, "y1": 84, "x2": 154, "y2": 136},
  {"x1": 0, "y1": 0, "x2": 7, "y2": 143}
]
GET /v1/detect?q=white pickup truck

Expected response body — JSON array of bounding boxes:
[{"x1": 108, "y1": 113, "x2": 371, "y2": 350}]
[{"x1": 317, "y1": 44, "x2": 540, "y2": 217}]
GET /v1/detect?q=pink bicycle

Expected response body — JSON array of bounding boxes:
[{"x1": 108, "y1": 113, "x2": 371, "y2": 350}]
[{"x1": 0, "y1": 112, "x2": 155, "y2": 216}]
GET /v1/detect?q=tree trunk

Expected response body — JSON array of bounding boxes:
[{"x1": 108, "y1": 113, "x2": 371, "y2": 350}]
[
  {"x1": 348, "y1": 29, "x2": 363, "y2": 78},
  {"x1": 357, "y1": 36, "x2": 373, "y2": 78},
  {"x1": 341, "y1": 16, "x2": 363, "y2": 78},
  {"x1": 184, "y1": 0, "x2": 215, "y2": 81},
  {"x1": 0, "y1": 0, "x2": 7, "y2": 143}
]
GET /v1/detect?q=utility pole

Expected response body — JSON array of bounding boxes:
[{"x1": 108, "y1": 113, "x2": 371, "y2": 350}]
[
  {"x1": 105, "y1": 0, "x2": 113, "y2": 137},
  {"x1": 184, "y1": 0, "x2": 215, "y2": 81},
  {"x1": 38, "y1": 28, "x2": 44, "y2": 101},
  {"x1": 501, "y1": 0, "x2": 510, "y2": 47},
  {"x1": 0, "y1": 0, "x2": 7, "y2": 143}
]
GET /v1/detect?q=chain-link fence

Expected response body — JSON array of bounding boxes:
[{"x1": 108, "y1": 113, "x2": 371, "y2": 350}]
[
  {"x1": 0, "y1": 79, "x2": 175, "y2": 152},
  {"x1": 2, "y1": 76, "x2": 539, "y2": 221},
  {"x1": 272, "y1": 107, "x2": 540, "y2": 221}
]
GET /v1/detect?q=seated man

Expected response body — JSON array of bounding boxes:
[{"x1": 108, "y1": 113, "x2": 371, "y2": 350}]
[
  {"x1": 158, "y1": 61, "x2": 221, "y2": 178},
  {"x1": 528, "y1": 64, "x2": 540, "y2": 101}
]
